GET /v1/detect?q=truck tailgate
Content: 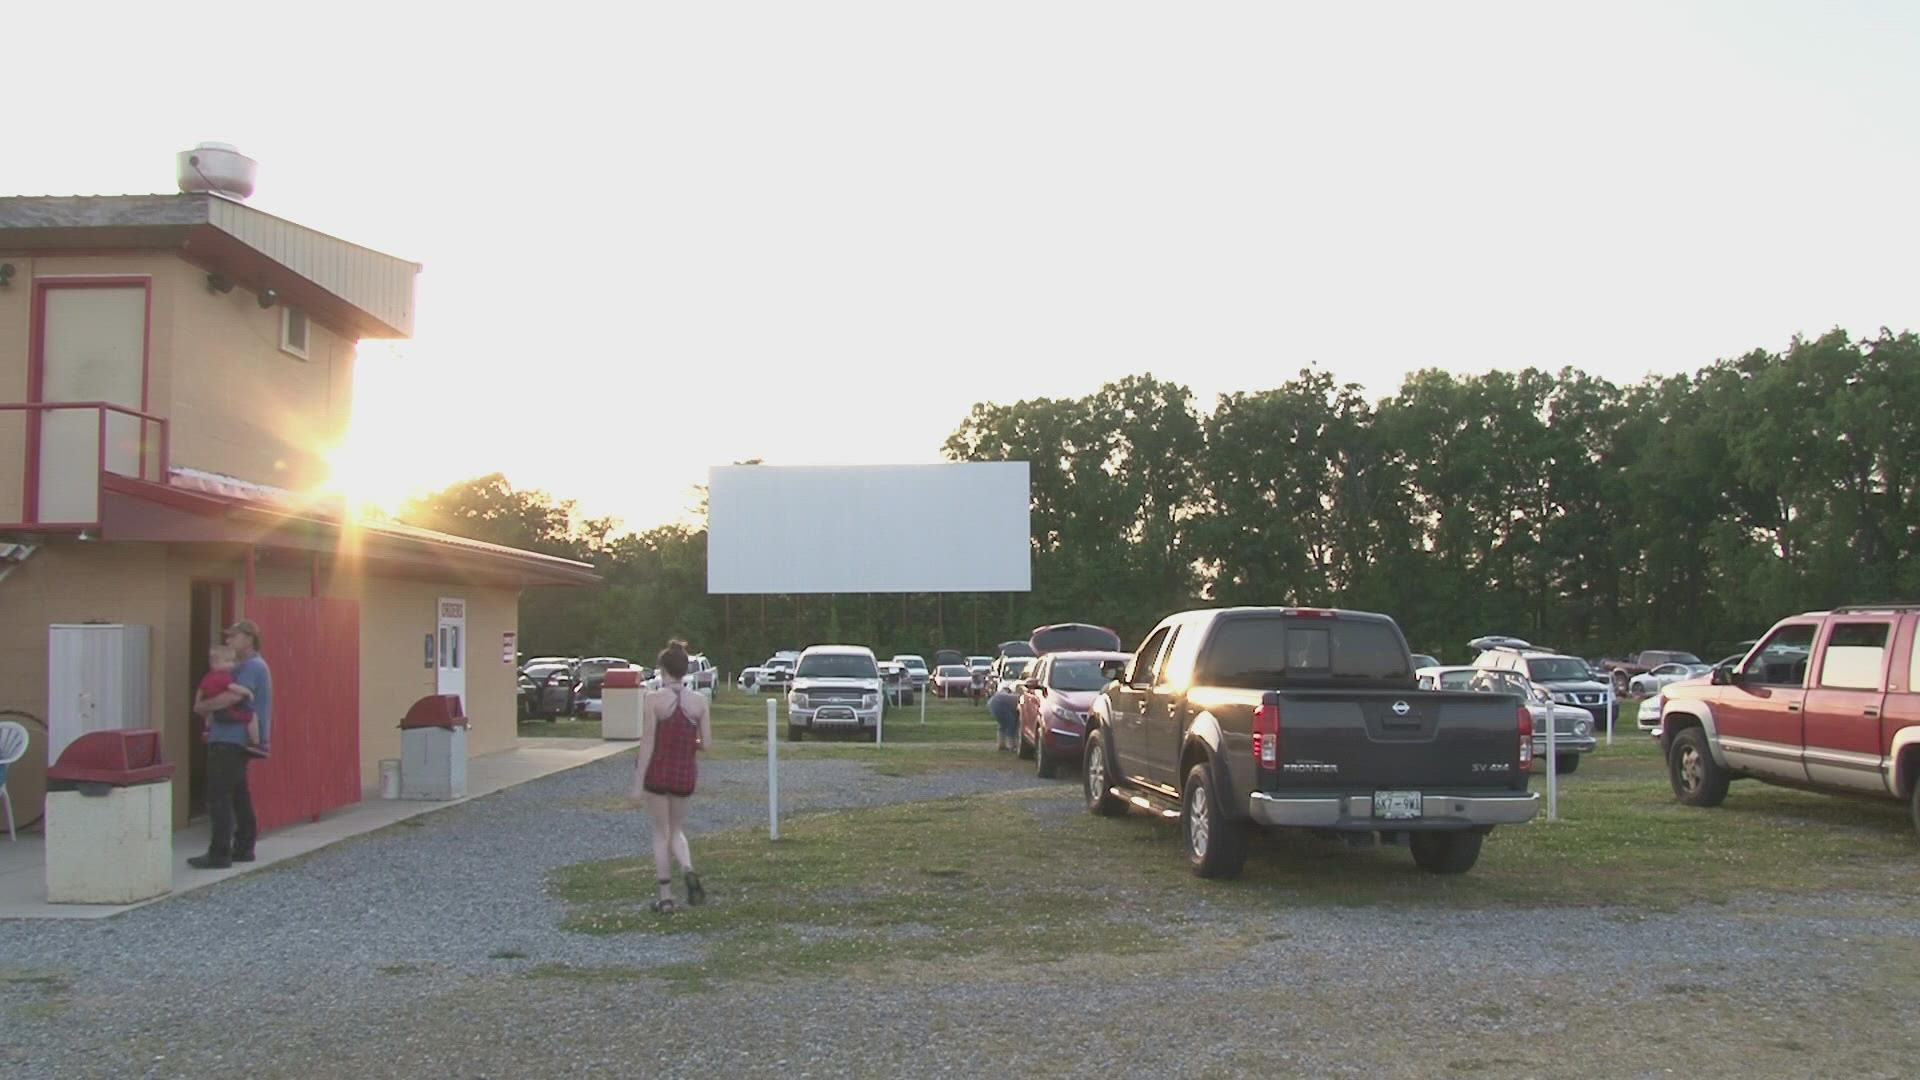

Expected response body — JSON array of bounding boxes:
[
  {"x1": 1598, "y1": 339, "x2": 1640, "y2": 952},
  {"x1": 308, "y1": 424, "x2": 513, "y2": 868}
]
[{"x1": 1268, "y1": 689, "x2": 1522, "y2": 791}]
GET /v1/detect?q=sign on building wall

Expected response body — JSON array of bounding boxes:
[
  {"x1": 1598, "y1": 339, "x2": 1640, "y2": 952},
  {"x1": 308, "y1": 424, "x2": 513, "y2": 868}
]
[{"x1": 502, "y1": 631, "x2": 516, "y2": 663}]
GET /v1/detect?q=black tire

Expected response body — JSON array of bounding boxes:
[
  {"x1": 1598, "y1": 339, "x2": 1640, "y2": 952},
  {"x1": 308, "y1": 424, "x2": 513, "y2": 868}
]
[
  {"x1": 1035, "y1": 732, "x2": 1059, "y2": 779},
  {"x1": 1083, "y1": 727, "x2": 1126, "y2": 817},
  {"x1": 786, "y1": 724, "x2": 804, "y2": 742},
  {"x1": 1017, "y1": 722, "x2": 1036, "y2": 760},
  {"x1": 1910, "y1": 776, "x2": 1919, "y2": 841},
  {"x1": 1554, "y1": 752, "x2": 1581, "y2": 774},
  {"x1": 1667, "y1": 727, "x2": 1729, "y2": 807},
  {"x1": 1410, "y1": 831, "x2": 1484, "y2": 874},
  {"x1": 1182, "y1": 761, "x2": 1249, "y2": 879}
]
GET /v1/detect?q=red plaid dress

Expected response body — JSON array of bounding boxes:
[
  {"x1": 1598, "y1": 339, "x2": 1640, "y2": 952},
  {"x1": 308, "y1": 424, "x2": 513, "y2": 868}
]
[{"x1": 642, "y1": 688, "x2": 700, "y2": 797}]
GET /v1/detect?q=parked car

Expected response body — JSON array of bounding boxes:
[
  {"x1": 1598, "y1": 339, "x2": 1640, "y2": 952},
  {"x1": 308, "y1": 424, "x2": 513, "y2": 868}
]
[
  {"x1": 1472, "y1": 646, "x2": 1619, "y2": 731},
  {"x1": 1627, "y1": 662, "x2": 1712, "y2": 696},
  {"x1": 571, "y1": 657, "x2": 634, "y2": 716},
  {"x1": 987, "y1": 655, "x2": 1032, "y2": 696},
  {"x1": 1030, "y1": 623, "x2": 1123, "y2": 655},
  {"x1": 1657, "y1": 605, "x2": 1920, "y2": 837},
  {"x1": 1415, "y1": 665, "x2": 1478, "y2": 691},
  {"x1": 1087, "y1": 606, "x2": 1538, "y2": 877},
  {"x1": 787, "y1": 645, "x2": 885, "y2": 742},
  {"x1": 1409, "y1": 653, "x2": 1441, "y2": 670},
  {"x1": 931, "y1": 664, "x2": 974, "y2": 698},
  {"x1": 756, "y1": 657, "x2": 798, "y2": 693},
  {"x1": 1600, "y1": 649, "x2": 1704, "y2": 695},
  {"x1": 995, "y1": 640, "x2": 1038, "y2": 660},
  {"x1": 892, "y1": 654, "x2": 930, "y2": 690},
  {"x1": 737, "y1": 666, "x2": 764, "y2": 690},
  {"x1": 518, "y1": 661, "x2": 575, "y2": 720},
  {"x1": 1016, "y1": 650, "x2": 1129, "y2": 778},
  {"x1": 1468, "y1": 669, "x2": 1596, "y2": 773},
  {"x1": 878, "y1": 661, "x2": 916, "y2": 706},
  {"x1": 933, "y1": 649, "x2": 967, "y2": 669}
]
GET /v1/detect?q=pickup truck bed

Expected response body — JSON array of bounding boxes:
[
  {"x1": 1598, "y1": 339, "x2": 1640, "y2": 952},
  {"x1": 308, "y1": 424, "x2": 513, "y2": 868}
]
[{"x1": 1088, "y1": 607, "x2": 1538, "y2": 878}]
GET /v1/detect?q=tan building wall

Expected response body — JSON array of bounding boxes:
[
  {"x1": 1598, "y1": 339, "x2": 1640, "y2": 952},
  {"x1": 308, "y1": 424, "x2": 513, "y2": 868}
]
[
  {"x1": 0, "y1": 252, "x2": 358, "y2": 514},
  {"x1": 0, "y1": 537, "x2": 526, "y2": 829}
]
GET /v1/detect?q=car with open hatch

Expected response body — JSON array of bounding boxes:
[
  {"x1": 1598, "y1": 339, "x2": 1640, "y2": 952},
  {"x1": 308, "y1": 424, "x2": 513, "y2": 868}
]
[{"x1": 1085, "y1": 607, "x2": 1538, "y2": 877}]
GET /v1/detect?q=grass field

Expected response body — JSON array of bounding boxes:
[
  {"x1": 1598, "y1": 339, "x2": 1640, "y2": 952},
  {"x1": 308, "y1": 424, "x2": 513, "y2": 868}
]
[{"x1": 546, "y1": 733, "x2": 1920, "y2": 989}]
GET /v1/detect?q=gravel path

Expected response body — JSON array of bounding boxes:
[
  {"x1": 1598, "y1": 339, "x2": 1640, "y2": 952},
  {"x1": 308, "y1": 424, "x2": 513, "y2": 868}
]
[{"x1": 3, "y1": 751, "x2": 1918, "y2": 1079}]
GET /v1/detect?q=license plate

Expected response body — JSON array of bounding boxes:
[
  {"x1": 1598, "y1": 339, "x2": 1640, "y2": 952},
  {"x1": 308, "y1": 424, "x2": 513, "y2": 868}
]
[{"x1": 1373, "y1": 790, "x2": 1422, "y2": 820}]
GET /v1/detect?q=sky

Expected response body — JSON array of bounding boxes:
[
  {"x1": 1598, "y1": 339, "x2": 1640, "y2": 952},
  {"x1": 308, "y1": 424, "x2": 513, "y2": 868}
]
[{"x1": 9, "y1": 1, "x2": 1918, "y2": 532}]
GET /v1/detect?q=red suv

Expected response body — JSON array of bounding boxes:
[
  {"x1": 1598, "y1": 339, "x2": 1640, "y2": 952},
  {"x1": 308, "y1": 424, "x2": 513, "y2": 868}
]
[{"x1": 1656, "y1": 605, "x2": 1920, "y2": 836}]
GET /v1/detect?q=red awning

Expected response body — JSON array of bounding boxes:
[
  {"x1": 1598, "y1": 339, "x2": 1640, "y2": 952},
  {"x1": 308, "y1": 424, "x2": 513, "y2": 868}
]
[{"x1": 97, "y1": 473, "x2": 597, "y2": 588}]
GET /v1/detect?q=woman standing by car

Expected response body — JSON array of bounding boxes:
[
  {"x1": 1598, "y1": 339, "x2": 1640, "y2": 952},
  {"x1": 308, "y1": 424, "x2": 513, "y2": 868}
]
[{"x1": 629, "y1": 640, "x2": 713, "y2": 914}]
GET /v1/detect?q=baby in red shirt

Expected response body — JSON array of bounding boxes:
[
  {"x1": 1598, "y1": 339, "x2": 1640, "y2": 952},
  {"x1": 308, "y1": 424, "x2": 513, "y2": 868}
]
[{"x1": 198, "y1": 645, "x2": 261, "y2": 751}]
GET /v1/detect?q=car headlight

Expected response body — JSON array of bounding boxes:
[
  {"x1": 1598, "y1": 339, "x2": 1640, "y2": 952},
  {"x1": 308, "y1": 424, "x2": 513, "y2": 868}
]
[
  {"x1": 1549, "y1": 691, "x2": 1570, "y2": 703},
  {"x1": 790, "y1": 692, "x2": 808, "y2": 708},
  {"x1": 1574, "y1": 718, "x2": 1592, "y2": 738},
  {"x1": 1052, "y1": 705, "x2": 1082, "y2": 724},
  {"x1": 862, "y1": 692, "x2": 879, "y2": 707}
]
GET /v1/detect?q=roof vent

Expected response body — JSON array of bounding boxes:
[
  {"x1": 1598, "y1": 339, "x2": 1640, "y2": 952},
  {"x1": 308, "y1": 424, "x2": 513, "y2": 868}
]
[{"x1": 176, "y1": 142, "x2": 256, "y2": 200}]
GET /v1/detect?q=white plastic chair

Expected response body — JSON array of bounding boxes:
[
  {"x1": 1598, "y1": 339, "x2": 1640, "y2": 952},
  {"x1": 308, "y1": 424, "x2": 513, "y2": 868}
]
[{"x1": 0, "y1": 720, "x2": 29, "y2": 841}]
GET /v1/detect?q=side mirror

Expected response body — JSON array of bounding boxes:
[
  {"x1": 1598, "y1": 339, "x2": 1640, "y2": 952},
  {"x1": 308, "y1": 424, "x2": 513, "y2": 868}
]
[{"x1": 1710, "y1": 665, "x2": 1734, "y2": 686}]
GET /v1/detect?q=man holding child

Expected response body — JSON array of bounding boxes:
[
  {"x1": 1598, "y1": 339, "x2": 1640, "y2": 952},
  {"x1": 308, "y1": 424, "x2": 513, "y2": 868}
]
[{"x1": 188, "y1": 620, "x2": 273, "y2": 870}]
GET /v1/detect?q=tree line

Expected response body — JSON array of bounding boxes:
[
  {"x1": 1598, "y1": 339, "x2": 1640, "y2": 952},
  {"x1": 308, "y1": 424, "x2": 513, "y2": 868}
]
[{"x1": 401, "y1": 328, "x2": 1920, "y2": 672}]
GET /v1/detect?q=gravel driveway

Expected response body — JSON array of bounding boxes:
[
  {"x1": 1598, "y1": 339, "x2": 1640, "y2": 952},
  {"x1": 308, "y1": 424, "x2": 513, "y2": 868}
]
[{"x1": 4, "y1": 751, "x2": 1917, "y2": 1079}]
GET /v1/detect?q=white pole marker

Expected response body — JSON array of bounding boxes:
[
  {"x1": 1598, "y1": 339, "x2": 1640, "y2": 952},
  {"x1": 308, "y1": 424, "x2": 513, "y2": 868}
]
[{"x1": 766, "y1": 696, "x2": 779, "y2": 841}]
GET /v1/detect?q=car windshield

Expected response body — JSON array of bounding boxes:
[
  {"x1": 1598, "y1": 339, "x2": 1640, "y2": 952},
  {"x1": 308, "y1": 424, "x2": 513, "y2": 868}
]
[
  {"x1": 765, "y1": 659, "x2": 793, "y2": 670},
  {"x1": 1409, "y1": 654, "x2": 1440, "y2": 669},
  {"x1": 1002, "y1": 659, "x2": 1031, "y2": 679},
  {"x1": 896, "y1": 657, "x2": 927, "y2": 670},
  {"x1": 1527, "y1": 657, "x2": 1592, "y2": 681},
  {"x1": 796, "y1": 654, "x2": 878, "y2": 678},
  {"x1": 1652, "y1": 651, "x2": 1702, "y2": 665},
  {"x1": 576, "y1": 661, "x2": 622, "y2": 679},
  {"x1": 937, "y1": 665, "x2": 968, "y2": 677},
  {"x1": 1047, "y1": 659, "x2": 1112, "y2": 692},
  {"x1": 1438, "y1": 671, "x2": 1474, "y2": 690},
  {"x1": 525, "y1": 664, "x2": 568, "y2": 681}
]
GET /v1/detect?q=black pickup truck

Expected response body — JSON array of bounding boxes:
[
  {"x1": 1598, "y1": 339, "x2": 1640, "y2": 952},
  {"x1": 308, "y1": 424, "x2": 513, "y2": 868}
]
[{"x1": 1085, "y1": 607, "x2": 1539, "y2": 877}]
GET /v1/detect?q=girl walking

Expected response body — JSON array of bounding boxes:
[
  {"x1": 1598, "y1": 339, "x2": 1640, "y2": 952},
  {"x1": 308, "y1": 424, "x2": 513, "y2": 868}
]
[{"x1": 630, "y1": 639, "x2": 713, "y2": 913}]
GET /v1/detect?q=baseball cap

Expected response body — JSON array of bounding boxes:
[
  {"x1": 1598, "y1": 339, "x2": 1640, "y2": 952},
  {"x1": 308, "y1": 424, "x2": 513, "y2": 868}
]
[{"x1": 225, "y1": 619, "x2": 264, "y2": 648}]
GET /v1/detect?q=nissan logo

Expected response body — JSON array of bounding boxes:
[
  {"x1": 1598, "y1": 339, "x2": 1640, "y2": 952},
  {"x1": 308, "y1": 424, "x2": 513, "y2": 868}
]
[{"x1": 1392, "y1": 700, "x2": 1411, "y2": 716}]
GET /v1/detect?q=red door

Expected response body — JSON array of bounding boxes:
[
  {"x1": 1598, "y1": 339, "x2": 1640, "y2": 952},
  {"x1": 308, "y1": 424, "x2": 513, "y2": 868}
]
[
  {"x1": 245, "y1": 596, "x2": 362, "y2": 833},
  {"x1": 1716, "y1": 621, "x2": 1816, "y2": 783},
  {"x1": 1802, "y1": 618, "x2": 1893, "y2": 792}
]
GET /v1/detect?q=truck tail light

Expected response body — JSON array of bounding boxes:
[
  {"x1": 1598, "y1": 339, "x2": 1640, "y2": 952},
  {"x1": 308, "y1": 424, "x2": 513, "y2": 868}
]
[
  {"x1": 1253, "y1": 702, "x2": 1281, "y2": 768},
  {"x1": 1518, "y1": 705, "x2": 1534, "y2": 769}
]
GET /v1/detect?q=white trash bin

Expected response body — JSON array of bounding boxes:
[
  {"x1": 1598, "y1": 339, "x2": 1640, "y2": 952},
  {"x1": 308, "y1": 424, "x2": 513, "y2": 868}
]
[
  {"x1": 398, "y1": 695, "x2": 468, "y2": 800},
  {"x1": 600, "y1": 669, "x2": 644, "y2": 741},
  {"x1": 379, "y1": 758, "x2": 402, "y2": 800},
  {"x1": 44, "y1": 730, "x2": 174, "y2": 905}
]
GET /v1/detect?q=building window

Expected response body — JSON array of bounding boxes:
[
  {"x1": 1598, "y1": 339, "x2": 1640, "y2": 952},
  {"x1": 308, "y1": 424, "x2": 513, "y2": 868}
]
[{"x1": 281, "y1": 306, "x2": 310, "y2": 359}]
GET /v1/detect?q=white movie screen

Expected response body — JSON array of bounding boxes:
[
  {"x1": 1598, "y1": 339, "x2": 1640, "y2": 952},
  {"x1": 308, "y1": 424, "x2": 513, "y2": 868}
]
[{"x1": 707, "y1": 463, "x2": 1032, "y2": 594}]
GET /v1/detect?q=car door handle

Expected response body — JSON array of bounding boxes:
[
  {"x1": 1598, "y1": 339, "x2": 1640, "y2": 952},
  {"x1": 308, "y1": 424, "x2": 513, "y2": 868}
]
[
  {"x1": 1786, "y1": 703, "x2": 1800, "y2": 713},
  {"x1": 1864, "y1": 707, "x2": 1880, "y2": 718}
]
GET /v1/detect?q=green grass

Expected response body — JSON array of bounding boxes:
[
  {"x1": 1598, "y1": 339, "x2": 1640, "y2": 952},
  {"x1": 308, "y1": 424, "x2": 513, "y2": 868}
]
[
  {"x1": 547, "y1": 736, "x2": 1919, "y2": 988},
  {"x1": 517, "y1": 716, "x2": 604, "y2": 739}
]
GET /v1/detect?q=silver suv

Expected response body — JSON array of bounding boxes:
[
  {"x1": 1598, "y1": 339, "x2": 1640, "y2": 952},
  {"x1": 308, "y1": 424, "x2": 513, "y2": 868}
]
[
  {"x1": 1472, "y1": 646, "x2": 1617, "y2": 731},
  {"x1": 788, "y1": 645, "x2": 884, "y2": 742}
]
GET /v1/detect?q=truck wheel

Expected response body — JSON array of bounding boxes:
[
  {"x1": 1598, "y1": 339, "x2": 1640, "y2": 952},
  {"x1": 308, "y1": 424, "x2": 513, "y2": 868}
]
[
  {"x1": 1910, "y1": 778, "x2": 1919, "y2": 840},
  {"x1": 1667, "y1": 727, "x2": 1729, "y2": 807},
  {"x1": 1035, "y1": 733, "x2": 1059, "y2": 779},
  {"x1": 786, "y1": 724, "x2": 804, "y2": 742},
  {"x1": 1183, "y1": 762, "x2": 1249, "y2": 879},
  {"x1": 1554, "y1": 752, "x2": 1581, "y2": 775},
  {"x1": 1409, "y1": 831, "x2": 1483, "y2": 874},
  {"x1": 1083, "y1": 728, "x2": 1126, "y2": 817}
]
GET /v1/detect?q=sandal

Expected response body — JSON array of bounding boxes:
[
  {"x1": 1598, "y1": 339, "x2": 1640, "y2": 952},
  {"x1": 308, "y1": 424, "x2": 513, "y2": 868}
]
[{"x1": 684, "y1": 871, "x2": 706, "y2": 906}]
